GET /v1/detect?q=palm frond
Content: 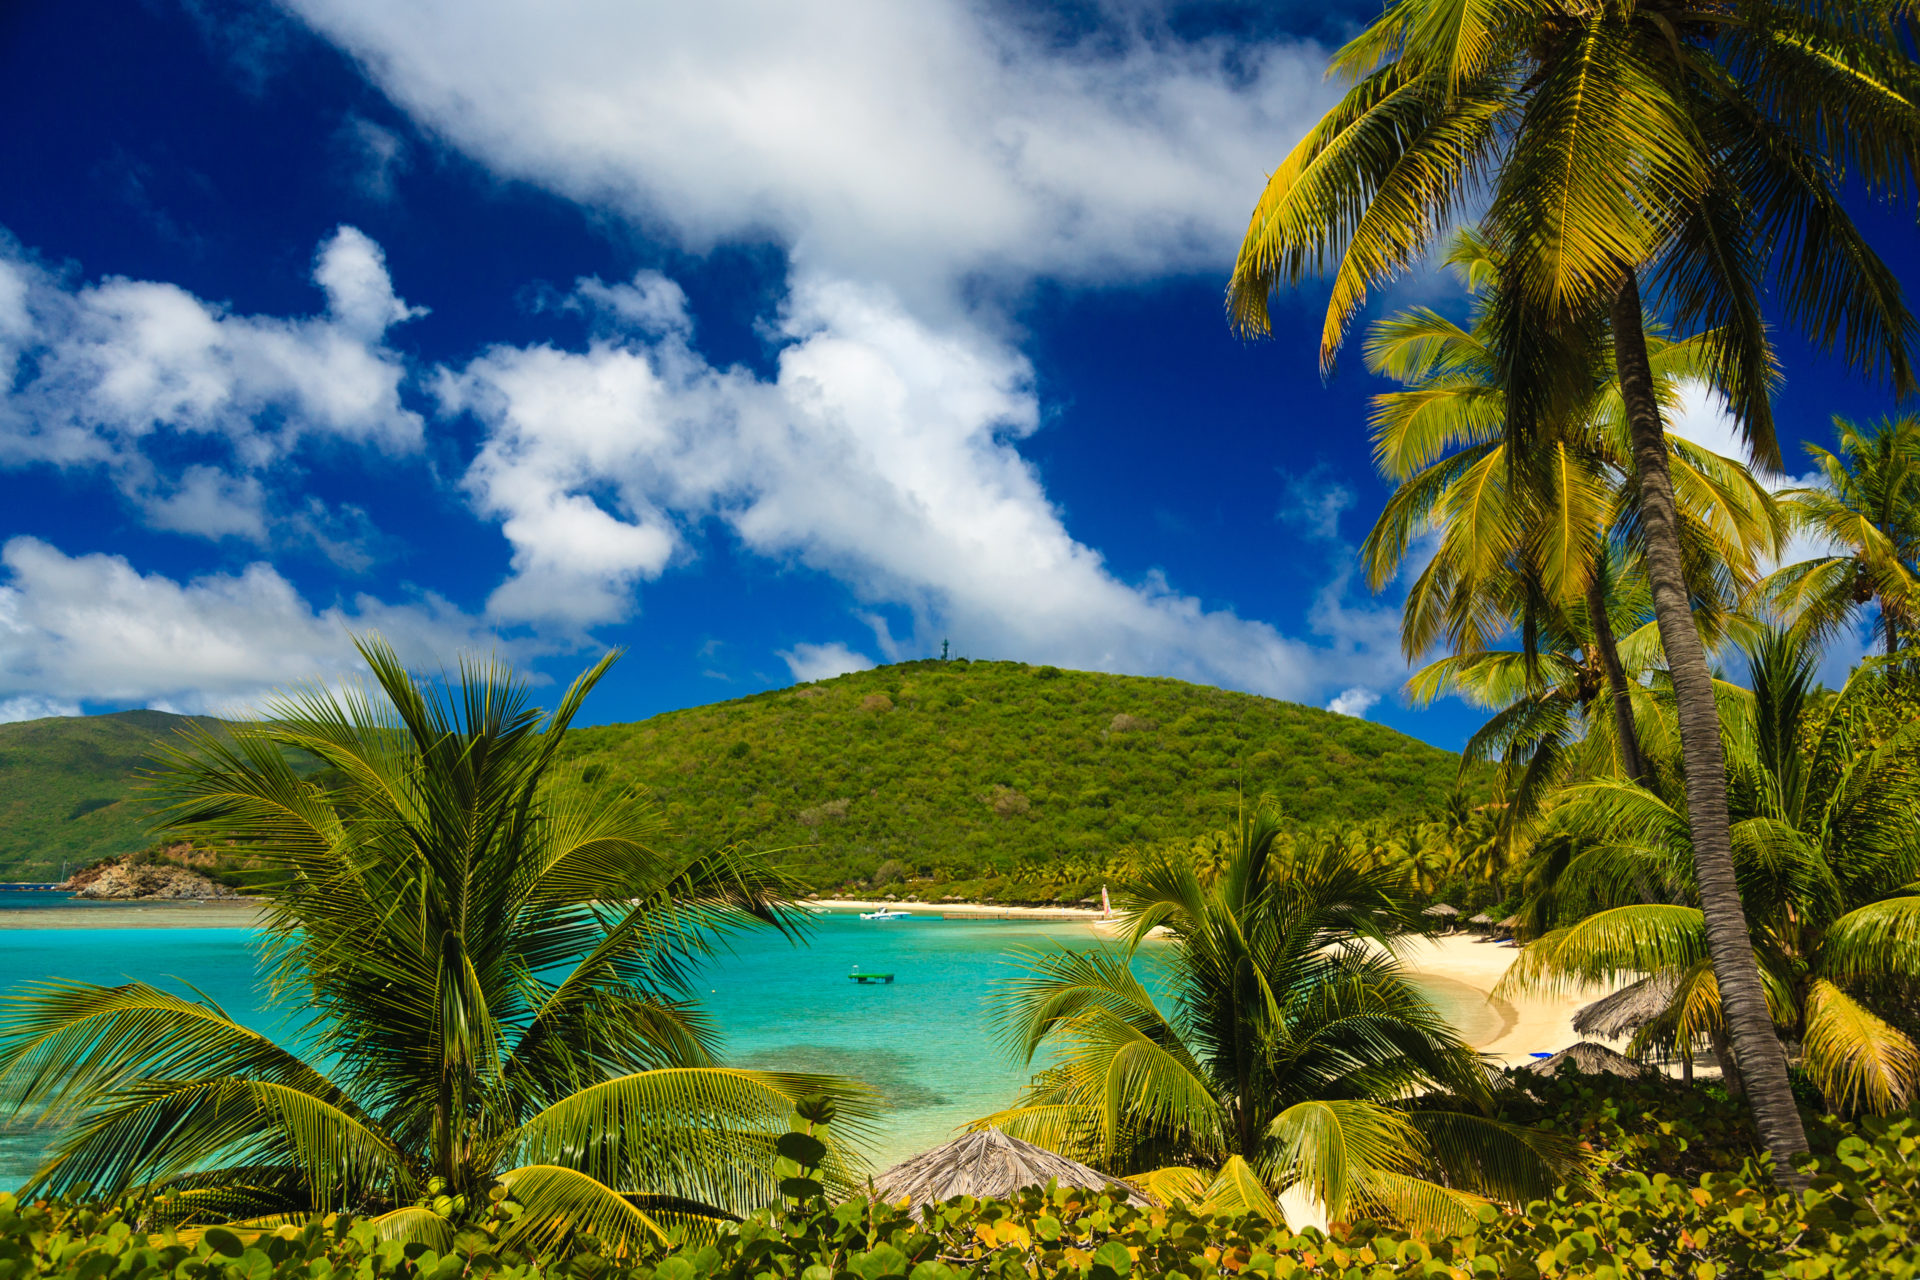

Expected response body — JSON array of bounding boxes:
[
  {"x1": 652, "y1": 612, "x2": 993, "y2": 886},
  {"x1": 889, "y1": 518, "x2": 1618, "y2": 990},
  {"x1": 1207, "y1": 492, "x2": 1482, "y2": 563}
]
[
  {"x1": 1260, "y1": 1099, "x2": 1421, "y2": 1226},
  {"x1": 1197, "y1": 1155, "x2": 1284, "y2": 1223},
  {"x1": 1801, "y1": 979, "x2": 1920, "y2": 1115},
  {"x1": 1497, "y1": 905, "x2": 1708, "y2": 996}
]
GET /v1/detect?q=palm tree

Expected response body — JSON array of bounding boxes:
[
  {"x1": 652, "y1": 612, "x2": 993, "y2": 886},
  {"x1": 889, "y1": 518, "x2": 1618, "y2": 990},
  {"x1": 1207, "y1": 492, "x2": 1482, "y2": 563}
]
[
  {"x1": 1227, "y1": 0, "x2": 1920, "y2": 1174},
  {"x1": 975, "y1": 803, "x2": 1578, "y2": 1230},
  {"x1": 1759, "y1": 414, "x2": 1920, "y2": 656},
  {"x1": 0, "y1": 639, "x2": 872, "y2": 1250},
  {"x1": 1500, "y1": 630, "x2": 1920, "y2": 1114},
  {"x1": 1364, "y1": 232, "x2": 1781, "y2": 787}
]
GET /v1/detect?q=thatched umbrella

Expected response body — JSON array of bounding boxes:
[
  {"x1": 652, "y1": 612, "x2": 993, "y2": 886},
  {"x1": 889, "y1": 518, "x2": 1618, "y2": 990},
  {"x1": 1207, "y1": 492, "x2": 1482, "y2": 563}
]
[
  {"x1": 1467, "y1": 911, "x2": 1495, "y2": 929},
  {"x1": 1422, "y1": 903, "x2": 1460, "y2": 917},
  {"x1": 870, "y1": 1128, "x2": 1154, "y2": 1210},
  {"x1": 1573, "y1": 973, "x2": 1679, "y2": 1041},
  {"x1": 1519, "y1": 1041, "x2": 1649, "y2": 1079}
]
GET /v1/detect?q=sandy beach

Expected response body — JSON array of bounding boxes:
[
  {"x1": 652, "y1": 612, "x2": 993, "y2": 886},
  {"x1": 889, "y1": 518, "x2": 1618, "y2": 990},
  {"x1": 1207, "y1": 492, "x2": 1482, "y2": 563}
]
[
  {"x1": 1384, "y1": 934, "x2": 1607, "y2": 1065},
  {"x1": 808, "y1": 899, "x2": 1607, "y2": 1063},
  {"x1": 0, "y1": 900, "x2": 267, "y2": 929}
]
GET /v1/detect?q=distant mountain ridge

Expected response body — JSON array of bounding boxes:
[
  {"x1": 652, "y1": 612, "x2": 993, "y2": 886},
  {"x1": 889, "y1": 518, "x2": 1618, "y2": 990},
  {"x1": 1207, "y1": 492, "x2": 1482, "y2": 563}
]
[{"x1": 0, "y1": 662, "x2": 1468, "y2": 886}]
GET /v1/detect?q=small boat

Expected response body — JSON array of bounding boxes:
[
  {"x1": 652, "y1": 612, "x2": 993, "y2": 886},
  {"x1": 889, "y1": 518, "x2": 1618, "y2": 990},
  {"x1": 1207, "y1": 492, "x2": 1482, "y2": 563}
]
[
  {"x1": 849, "y1": 965, "x2": 894, "y2": 984},
  {"x1": 860, "y1": 908, "x2": 913, "y2": 920}
]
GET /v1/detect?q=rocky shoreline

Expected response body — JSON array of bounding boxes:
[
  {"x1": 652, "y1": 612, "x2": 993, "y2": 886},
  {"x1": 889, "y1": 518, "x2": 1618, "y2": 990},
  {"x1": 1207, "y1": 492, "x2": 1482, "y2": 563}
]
[{"x1": 60, "y1": 855, "x2": 240, "y2": 901}]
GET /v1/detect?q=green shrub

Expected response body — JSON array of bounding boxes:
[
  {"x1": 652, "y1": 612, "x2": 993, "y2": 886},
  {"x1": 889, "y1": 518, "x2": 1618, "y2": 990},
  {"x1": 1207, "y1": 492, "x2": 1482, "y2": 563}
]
[{"x1": 12, "y1": 1107, "x2": 1919, "y2": 1280}]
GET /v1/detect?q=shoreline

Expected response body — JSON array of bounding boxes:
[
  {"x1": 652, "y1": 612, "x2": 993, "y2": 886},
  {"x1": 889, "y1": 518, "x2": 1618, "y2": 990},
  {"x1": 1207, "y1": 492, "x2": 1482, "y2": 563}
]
[
  {"x1": 0, "y1": 899, "x2": 266, "y2": 929},
  {"x1": 808, "y1": 899, "x2": 1604, "y2": 1062},
  {"x1": 1380, "y1": 934, "x2": 1606, "y2": 1066},
  {"x1": 3, "y1": 895, "x2": 1611, "y2": 1062},
  {"x1": 803, "y1": 897, "x2": 1103, "y2": 920}
]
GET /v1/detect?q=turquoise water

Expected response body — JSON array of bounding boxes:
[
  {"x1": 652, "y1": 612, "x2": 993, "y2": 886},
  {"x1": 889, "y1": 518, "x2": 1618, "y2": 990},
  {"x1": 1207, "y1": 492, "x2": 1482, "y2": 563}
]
[{"x1": 0, "y1": 907, "x2": 1502, "y2": 1185}]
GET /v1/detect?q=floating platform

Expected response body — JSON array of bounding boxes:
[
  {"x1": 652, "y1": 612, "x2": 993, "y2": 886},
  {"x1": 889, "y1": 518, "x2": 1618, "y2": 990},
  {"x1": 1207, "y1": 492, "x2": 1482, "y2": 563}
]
[{"x1": 849, "y1": 971, "x2": 895, "y2": 984}]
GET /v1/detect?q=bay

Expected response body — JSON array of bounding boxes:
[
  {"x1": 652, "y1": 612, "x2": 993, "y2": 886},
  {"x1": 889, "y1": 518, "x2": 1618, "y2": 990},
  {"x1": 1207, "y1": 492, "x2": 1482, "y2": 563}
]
[{"x1": 0, "y1": 905, "x2": 1505, "y2": 1187}]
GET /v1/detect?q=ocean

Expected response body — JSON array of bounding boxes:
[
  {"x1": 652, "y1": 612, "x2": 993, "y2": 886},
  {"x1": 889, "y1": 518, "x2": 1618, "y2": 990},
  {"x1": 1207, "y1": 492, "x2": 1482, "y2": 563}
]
[{"x1": 0, "y1": 904, "x2": 1504, "y2": 1186}]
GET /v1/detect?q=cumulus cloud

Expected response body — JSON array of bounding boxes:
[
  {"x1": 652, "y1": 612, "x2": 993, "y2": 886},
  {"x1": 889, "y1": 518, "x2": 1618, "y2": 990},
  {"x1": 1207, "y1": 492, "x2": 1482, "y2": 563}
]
[
  {"x1": 0, "y1": 225, "x2": 424, "y2": 538},
  {"x1": 0, "y1": 536, "x2": 509, "y2": 714},
  {"x1": 439, "y1": 269, "x2": 1404, "y2": 698},
  {"x1": 0, "y1": 695, "x2": 81, "y2": 724},
  {"x1": 1326, "y1": 686, "x2": 1380, "y2": 718},
  {"x1": 282, "y1": 1, "x2": 1332, "y2": 312},
  {"x1": 244, "y1": 0, "x2": 1430, "y2": 704},
  {"x1": 780, "y1": 641, "x2": 875, "y2": 683}
]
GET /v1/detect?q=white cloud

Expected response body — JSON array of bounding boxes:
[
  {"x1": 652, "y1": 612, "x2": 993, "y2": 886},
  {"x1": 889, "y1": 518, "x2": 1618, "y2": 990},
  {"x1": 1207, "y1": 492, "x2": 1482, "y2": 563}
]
[
  {"x1": 1279, "y1": 466, "x2": 1355, "y2": 541},
  {"x1": 0, "y1": 695, "x2": 81, "y2": 723},
  {"x1": 140, "y1": 465, "x2": 271, "y2": 541},
  {"x1": 339, "y1": 114, "x2": 409, "y2": 202},
  {"x1": 1326, "y1": 686, "x2": 1380, "y2": 718},
  {"x1": 0, "y1": 226, "x2": 424, "y2": 539},
  {"x1": 1666, "y1": 382, "x2": 1775, "y2": 477},
  {"x1": 280, "y1": 0, "x2": 1332, "y2": 311},
  {"x1": 256, "y1": 1, "x2": 1426, "y2": 705},
  {"x1": 441, "y1": 269, "x2": 1405, "y2": 699},
  {"x1": 0, "y1": 536, "x2": 509, "y2": 714},
  {"x1": 779, "y1": 641, "x2": 874, "y2": 683}
]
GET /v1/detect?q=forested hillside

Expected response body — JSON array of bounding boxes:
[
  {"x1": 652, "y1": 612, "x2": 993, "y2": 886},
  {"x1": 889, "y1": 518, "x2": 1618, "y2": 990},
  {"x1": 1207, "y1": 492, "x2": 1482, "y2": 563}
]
[
  {"x1": 0, "y1": 710, "x2": 219, "y2": 880},
  {"x1": 567, "y1": 659, "x2": 1468, "y2": 893},
  {"x1": 0, "y1": 662, "x2": 1469, "y2": 890}
]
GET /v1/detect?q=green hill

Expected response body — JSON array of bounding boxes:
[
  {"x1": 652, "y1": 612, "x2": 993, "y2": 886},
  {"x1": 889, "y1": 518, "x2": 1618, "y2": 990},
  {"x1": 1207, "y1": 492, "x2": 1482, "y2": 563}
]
[
  {"x1": 567, "y1": 660, "x2": 1468, "y2": 894},
  {"x1": 0, "y1": 662, "x2": 1470, "y2": 891},
  {"x1": 0, "y1": 710, "x2": 220, "y2": 881}
]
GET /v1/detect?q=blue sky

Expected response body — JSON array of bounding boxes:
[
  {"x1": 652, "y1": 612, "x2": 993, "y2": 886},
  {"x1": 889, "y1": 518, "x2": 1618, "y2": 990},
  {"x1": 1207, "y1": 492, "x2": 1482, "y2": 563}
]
[{"x1": 0, "y1": 1, "x2": 1913, "y2": 749}]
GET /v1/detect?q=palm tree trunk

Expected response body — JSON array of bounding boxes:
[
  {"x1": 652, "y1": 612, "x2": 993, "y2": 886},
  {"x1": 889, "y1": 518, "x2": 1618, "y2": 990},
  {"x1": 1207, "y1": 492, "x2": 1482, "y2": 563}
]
[
  {"x1": 1611, "y1": 272, "x2": 1809, "y2": 1185},
  {"x1": 1585, "y1": 572, "x2": 1647, "y2": 781},
  {"x1": 1885, "y1": 606, "x2": 1899, "y2": 657}
]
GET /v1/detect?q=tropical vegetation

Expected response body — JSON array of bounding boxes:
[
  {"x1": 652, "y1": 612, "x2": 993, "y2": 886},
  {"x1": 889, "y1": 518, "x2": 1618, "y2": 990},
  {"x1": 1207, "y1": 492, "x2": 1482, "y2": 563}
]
[
  {"x1": 0, "y1": 711, "x2": 230, "y2": 884},
  {"x1": 1230, "y1": 0, "x2": 1920, "y2": 1174},
  {"x1": 1361, "y1": 230, "x2": 1780, "y2": 815},
  {"x1": 1758, "y1": 414, "x2": 1920, "y2": 656},
  {"x1": 975, "y1": 802, "x2": 1578, "y2": 1231},
  {"x1": 11, "y1": 1080, "x2": 1920, "y2": 1280},
  {"x1": 0, "y1": 640, "x2": 870, "y2": 1252},
  {"x1": 1501, "y1": 629, "x2": 1920, "y2": 1114},
  {"x1": 0, "y1": 662, "x2": 1474, "y2": 895}
]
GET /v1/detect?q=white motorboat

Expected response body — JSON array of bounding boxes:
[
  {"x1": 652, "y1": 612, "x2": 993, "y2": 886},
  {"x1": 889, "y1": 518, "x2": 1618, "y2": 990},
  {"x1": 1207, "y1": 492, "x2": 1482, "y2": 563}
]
[{"x1": 859, "y1": 908, "x2": 913, "y2": 921}]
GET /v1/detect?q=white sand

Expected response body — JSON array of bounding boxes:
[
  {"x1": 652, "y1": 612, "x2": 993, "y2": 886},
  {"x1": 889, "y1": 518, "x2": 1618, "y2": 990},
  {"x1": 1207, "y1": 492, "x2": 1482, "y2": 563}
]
[
  {"x1": 1388, "y1": 933, "x2": 1610, "y2": 1065},
  {"x1": 812, "y1": 901, "x2": 1611, "y2": 1063}
]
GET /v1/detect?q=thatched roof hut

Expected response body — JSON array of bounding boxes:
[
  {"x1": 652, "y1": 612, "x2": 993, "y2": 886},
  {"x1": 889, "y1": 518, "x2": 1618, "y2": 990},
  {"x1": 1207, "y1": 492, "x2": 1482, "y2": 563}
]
[
  {"x1": 1519, "y1": 1041, "x2": 1649, "y2": 1079},
  {"x1": 1573, "y1": 973, "x2": 1678, "y2": 1040},
  {"x1": 870, "y1": 1128, "x2": 1153, "y2": 1210},
  {"x1": 1422, "y1": 903, "x2": 1459, "y2": 917}
]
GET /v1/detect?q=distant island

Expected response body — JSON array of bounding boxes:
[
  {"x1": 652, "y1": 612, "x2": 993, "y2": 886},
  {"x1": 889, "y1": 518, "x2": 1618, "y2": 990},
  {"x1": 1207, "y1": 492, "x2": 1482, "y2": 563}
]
[{"x1": 0, "y1": 660, "x2": 1473, "y2": 895}]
